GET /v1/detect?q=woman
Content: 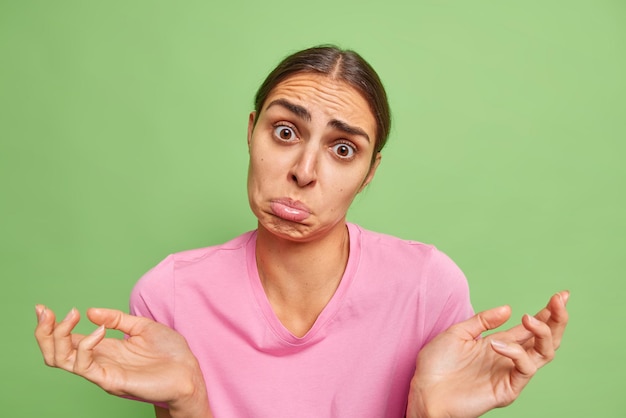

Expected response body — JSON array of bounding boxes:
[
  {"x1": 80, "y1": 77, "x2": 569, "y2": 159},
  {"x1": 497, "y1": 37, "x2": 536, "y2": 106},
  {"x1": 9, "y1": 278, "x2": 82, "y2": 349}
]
[{"x1": 34, "y1": 46, "x2": 569, "y2": 418}]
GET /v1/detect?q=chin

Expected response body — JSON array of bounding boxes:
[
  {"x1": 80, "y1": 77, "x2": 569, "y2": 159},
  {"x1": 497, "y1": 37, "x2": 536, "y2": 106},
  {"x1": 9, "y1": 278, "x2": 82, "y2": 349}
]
[{"x1": 262, "y1": 216, "x2": 315, "y2": 241}]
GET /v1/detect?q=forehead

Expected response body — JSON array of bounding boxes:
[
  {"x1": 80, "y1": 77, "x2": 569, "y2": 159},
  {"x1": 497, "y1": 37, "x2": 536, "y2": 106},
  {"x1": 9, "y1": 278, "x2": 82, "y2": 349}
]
[{"x1": 263, "y1": 73, "x2": 376, "y2": 135}]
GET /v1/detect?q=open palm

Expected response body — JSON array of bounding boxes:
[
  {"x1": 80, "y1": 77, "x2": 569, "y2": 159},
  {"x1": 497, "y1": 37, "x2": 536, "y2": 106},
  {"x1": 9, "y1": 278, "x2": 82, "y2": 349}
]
[
  {"x1": 407, "y1": 292, "x2": 569, "y2": 418},
  {"x1": 35, "y1": 306, "x2": 208, "y2": 411}
]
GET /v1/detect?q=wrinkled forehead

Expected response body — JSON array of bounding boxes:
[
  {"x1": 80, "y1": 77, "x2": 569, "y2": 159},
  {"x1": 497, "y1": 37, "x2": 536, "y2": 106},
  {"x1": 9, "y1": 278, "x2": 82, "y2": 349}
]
[{"x1": 262, "y1": 73, "x2": 377, "y2": 133}]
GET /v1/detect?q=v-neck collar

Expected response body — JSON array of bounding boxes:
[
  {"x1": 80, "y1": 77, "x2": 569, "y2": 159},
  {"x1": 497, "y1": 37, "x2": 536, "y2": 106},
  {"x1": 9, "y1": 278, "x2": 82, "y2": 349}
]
[{"x1": 246, "y1": 223, "x2": 362, "y2": 345}]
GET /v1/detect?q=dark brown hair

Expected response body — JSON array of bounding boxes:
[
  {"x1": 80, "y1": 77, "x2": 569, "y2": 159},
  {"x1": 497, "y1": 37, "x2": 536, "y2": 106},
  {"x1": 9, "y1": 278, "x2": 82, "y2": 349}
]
[{"x1": 254, "y1": 45, "x2": 391, "y2": 161}]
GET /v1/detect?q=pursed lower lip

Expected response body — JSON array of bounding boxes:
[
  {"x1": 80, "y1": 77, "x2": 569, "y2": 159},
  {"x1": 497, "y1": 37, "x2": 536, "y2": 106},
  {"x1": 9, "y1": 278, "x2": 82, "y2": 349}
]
[{"x1": 270, "y1": 198, "x2": 311, "y2": 222}]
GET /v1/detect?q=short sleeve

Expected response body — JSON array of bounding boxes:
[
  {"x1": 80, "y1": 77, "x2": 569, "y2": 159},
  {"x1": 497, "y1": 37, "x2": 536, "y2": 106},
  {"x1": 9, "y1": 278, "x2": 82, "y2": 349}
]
[
  {"x1": 129, "y1": 254, "x2": 176, "y2": 328},
  {"x1": 421, "y1": 247, "x2": 474, "y2": 344}
]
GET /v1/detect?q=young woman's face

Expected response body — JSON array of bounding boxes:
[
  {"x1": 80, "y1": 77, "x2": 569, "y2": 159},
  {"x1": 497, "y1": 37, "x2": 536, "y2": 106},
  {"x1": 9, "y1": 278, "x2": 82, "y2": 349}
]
[{"x1": 247, "y1": 73, "x2": 381, "y2": 242}]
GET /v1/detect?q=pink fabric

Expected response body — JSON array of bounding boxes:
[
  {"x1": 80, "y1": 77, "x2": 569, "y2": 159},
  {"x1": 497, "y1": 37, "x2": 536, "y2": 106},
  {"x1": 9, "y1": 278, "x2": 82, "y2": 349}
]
[{"x1": 130, "y1": 223, "x2": 474, "y2": 417}]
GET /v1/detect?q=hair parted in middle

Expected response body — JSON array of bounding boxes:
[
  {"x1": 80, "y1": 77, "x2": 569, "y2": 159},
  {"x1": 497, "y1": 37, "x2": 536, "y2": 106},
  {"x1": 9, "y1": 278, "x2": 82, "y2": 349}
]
[{"x1": 253, "y1": 45, "x2": 391, "y2": 162}]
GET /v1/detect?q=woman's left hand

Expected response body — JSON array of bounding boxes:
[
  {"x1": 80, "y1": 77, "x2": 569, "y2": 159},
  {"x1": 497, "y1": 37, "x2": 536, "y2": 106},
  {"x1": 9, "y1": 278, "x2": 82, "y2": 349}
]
[{"x1": 406, "y1": 291, "x2": 569, "y2": 418}]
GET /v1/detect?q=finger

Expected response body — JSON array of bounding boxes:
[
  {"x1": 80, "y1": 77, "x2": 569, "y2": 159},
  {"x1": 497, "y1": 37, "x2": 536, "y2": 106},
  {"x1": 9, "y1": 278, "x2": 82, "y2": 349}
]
[
  {"x1": 74, "y1": 325, "x2": 106, "y2": 376},
  {"x1": 87, "y1": 308, "x2": 152, "y2": 336},
  {"x1": 496, "y1": 291, "x2": 567, "y2": 346},
  {"x1": 52, "y1": 308, "x2": 81, "y2": 370},
  {"x1": 35, "y1": 304, "x2": 45, "y2": 321},
  {"x1": 490, "y1": 339, "x2": 537, "y2": 394},
  {"x1": 508, "y1": 305, "x2": 553, "y2": 343},
  {"x1": 545, "y1": 291, "x2": 569, "y2": 350},
  {"x1": 533, "y1": 290, "x2": 568, "y2": 323},
  {"x1": 513, "y1": 291, "x2": 569, "y2": 347},
  {"x1": 501, "y1": 323, "x2": 534, "y2": 346},
  {"x1": 34, "y1": 305, "x2": 58, "y2": 366},
  {"x1": 450, "y1": 305, "x2": 512, "y2": 339},
  {"x1": 71, "y1": 333, "x2": 88, "y2": 347},
  {"x1": 522, "y1": 314, "x2": 555, "y2": 365}
]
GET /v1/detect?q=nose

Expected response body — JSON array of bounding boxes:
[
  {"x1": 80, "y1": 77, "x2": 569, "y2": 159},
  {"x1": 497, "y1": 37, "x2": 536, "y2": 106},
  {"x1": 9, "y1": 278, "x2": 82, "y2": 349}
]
[{"x1": 290, "y1": 145, "x2": 318, "y2": 188}]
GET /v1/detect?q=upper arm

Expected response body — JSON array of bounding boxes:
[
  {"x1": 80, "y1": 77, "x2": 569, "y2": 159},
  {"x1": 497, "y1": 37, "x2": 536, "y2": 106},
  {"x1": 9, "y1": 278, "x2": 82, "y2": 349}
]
[
  {"x1": 130, "y1": 254, "x2": 177, "y2": 326},
  {"x1": 421, "y1": 247, "x2": 474, "y2": 343}
]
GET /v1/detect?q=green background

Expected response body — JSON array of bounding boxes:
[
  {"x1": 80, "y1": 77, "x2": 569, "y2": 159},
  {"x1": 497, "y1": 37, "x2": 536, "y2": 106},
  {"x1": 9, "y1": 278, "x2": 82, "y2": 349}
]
[{"x1": 1, "y1": 0, "x2": 624, "y2": 416}]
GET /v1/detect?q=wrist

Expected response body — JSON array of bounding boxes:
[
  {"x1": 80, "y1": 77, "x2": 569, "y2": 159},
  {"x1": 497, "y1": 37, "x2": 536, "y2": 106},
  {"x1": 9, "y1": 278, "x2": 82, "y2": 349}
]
[
  {"x1": 168, "y1": 361, "x2": 213, "y2": 418},
  {"x1": 406, "y1": 377, "x2": 446, "y2": 418}
]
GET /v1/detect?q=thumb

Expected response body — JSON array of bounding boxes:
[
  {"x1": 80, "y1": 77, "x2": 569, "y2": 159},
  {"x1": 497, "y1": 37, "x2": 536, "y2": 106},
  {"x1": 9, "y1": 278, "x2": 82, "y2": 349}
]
[
  {"x1": 86, "y1": 308, "x2": 150, "y2": 336},
  {"x1": 451, "y1": 305, "x2": 512, "y2": 339}
]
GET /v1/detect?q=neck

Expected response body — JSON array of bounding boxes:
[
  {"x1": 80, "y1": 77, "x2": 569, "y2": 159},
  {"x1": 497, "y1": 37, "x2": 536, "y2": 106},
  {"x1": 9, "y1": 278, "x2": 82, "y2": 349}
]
[{"x1": 255, "y1": 221, "x2": 350, "y2": 337}]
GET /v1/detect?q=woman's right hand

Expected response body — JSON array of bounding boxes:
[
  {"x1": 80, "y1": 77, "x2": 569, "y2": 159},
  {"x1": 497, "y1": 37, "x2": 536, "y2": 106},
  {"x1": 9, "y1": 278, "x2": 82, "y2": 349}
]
[{"x1": 34, "y1": 305, "x2": 212, "y2": 418}]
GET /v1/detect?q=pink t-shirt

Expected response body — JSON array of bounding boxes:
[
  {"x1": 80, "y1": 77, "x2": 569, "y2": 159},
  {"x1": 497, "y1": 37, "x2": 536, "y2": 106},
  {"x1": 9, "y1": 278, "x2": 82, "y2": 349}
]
[{"x1": 130, "y1": 223, "x2": 473, "y2": 417}]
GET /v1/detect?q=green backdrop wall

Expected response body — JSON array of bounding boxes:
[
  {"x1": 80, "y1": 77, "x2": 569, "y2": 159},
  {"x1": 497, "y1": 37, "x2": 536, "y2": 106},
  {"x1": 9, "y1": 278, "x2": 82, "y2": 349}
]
[{"x1": 1, "y1": 0, "x2": 624, "y2": 416}]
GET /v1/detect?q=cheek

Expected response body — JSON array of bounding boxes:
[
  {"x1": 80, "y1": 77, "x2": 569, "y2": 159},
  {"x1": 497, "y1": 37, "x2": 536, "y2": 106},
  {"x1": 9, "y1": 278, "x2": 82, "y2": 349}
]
[
  {"x1": 250, "y1": 142, "x2": 297, "y2": 178},
  {"x1": 248, "y1": 143, "x2": 267, "y2": 176},
  {"x1": 324, "y1": 163, "x2": 371, "y2": 194},
  {"x1": 323, "y1": 177, "x2": 362, "y2": 210},
  {"x1": 248, "y1": 150, "x2": 283, "y2": 191}
]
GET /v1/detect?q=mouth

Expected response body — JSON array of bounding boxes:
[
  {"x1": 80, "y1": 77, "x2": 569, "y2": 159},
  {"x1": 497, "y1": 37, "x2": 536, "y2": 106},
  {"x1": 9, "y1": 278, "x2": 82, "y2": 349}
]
[{"x1": 269, "y1": 198, "x2": 311, "y2": 223}]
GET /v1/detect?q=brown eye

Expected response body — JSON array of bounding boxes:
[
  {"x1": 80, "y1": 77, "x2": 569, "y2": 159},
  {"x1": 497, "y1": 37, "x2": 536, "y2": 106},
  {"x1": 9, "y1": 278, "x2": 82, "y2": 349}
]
[
  {"x1": 331, "y1": 143, "x2": 355, "y2": 159},
  {"x1": 274, "y1": 126, "x2": 296, "y2": 141}
]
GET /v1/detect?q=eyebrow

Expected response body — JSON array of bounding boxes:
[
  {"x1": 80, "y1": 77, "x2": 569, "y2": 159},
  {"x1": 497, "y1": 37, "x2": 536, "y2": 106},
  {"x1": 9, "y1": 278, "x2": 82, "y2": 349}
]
[
  {"x1": 266, "y1": 98, "x2": 370, "y2": 143},
  {"x1": 266, "y1": 99, "x2": 311, "y2": 122},
  {"x1": 329, "y1": 119, "x2": 370, "y2": 143}
]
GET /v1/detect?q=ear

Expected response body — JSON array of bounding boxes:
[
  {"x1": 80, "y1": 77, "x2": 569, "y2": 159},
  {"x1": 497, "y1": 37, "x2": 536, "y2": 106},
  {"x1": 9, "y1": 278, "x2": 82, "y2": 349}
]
[
  {"x1": 247, "y1": 111, "x2": 256, "y2": 148},
  {"x1": 358, "y1": 152, "x2": 382, "y2": 193}
]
